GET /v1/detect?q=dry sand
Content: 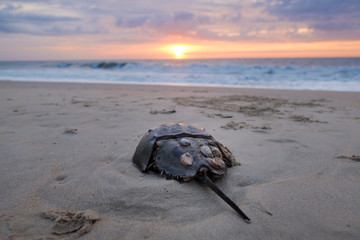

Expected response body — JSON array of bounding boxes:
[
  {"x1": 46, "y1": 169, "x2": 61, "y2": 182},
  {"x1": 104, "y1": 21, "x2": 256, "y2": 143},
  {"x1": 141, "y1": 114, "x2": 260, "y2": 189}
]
[{"x1": 0, "y1": 80, "x2": 359, "y2": 239}]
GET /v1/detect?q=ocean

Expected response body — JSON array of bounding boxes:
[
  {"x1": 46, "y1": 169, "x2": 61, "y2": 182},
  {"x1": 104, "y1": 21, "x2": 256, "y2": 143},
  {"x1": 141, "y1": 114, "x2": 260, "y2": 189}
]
[{"x1": 0, "y1": 58, "x2": 359, "y2": 91}]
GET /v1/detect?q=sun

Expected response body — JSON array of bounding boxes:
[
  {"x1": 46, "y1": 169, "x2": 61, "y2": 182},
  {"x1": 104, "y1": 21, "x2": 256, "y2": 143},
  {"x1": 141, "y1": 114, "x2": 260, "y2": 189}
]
[
  {"x1": 170, "y1": 45, "x2": 188, "y2": 59},
  {"x1": 162, "y1": 44, "x2": 200, "y2": 59}
]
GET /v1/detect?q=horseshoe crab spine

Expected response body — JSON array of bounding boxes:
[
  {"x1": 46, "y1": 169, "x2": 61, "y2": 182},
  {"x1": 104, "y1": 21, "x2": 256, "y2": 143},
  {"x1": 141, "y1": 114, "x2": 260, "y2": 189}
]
[{"x1": 197, "y1": 174, "x2": 251, "y2": 223}]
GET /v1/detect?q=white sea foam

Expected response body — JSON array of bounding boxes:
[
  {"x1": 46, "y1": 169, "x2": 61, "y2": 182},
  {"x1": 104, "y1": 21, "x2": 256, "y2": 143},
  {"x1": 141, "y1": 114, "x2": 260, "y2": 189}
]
[{"x1": 0, "y1": 58, "x2": 359, "y2": 91}]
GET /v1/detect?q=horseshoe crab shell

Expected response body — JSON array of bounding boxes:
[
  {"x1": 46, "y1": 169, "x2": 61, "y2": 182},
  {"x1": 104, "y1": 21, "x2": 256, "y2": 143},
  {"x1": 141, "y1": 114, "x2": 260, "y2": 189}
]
[
  {"x1": 132, "y1": 123, "x2": 250, "y2": 223},
  {"x1": 132, "y1": 123, "x2": 236, "y2": 173}
]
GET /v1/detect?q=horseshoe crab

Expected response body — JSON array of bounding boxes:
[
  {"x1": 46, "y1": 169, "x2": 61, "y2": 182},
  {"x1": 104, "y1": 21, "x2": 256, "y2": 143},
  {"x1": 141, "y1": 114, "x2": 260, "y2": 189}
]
[{"x1": 132, "y1": 123, "x2": 251, "y2": 223}]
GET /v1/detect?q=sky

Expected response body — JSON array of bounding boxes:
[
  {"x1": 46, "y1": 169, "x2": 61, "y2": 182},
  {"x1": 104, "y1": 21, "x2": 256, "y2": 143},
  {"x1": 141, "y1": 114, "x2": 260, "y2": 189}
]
[{"x1": 0, "y1": 0, "x2": 360, "y2": 60}]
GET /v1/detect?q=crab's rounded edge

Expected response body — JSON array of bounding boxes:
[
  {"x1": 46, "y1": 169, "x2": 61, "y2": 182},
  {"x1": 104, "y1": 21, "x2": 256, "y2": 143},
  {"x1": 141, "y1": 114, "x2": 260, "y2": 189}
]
[{"x1": 132, "y1": 129, "x2": 156, "y2": 172}]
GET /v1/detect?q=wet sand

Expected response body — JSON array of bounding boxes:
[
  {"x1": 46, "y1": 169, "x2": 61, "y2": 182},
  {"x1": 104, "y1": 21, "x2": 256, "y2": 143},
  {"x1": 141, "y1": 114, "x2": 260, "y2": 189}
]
[{"x1": 0, "y1": 80, "x2": 360, "y2": 239}]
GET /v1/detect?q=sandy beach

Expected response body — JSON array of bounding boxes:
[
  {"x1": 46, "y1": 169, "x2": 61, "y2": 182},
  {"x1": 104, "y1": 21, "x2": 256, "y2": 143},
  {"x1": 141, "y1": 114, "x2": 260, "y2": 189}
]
[{"x1": 0, "y1": 80, "x2": 359, "y2": 239}]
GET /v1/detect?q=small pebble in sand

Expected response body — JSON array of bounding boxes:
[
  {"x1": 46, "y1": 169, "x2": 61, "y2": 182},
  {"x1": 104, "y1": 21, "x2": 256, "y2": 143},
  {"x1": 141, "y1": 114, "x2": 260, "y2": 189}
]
[
  {"x1": 150, "y1": 107, "x2": 176, "y2": 114},
  {"x1": 63, "y1": 128, "x2": 78, "y2": 134}
]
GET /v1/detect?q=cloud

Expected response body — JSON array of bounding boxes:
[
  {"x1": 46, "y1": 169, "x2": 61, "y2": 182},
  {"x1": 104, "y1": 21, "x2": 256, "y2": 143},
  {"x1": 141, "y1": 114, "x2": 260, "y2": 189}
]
[
  {"x1": 265, "y1": 0, "x2": 360, "y2": 21},
  {"x1": 117, "y1": 16, "x2": 150, "y2": 28},
  {"x1": 117, "y1": 11, "x2": 212, "y2": 38},
  {"x1": 0, "y1": 12, "x2": 80, "y2": 25},
  {"x1": 246, "y1": 0, "x2": 360, "y2": 41},
  {"x1": 0, "y1": 1, "x2": 254, "y2": 41},
  {"x1": 173, "y1": 11, "x2": 194, "y2": 22},
  {"x1": 222, "y1": 13, "x2": 241, "y2": 23},
  {"x1": 0, "y1": 2, "x2": 103, "y2": 35},
  {"x1": 1, "y1": 0, "x2": 359, "y2": 42},
  {"x1": 264, "y1": 0, "x2": 360, "y2": 30},
  {"x1": 0, "y1": 4, "x2": 80, "y2": 22},
  {"x1": 310, "y1": 22, "x2": 356, "y2": 32}
]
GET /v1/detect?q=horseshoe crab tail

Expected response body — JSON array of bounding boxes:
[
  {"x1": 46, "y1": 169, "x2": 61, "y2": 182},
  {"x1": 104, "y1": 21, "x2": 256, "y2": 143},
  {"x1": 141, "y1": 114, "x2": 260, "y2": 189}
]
[{"x1": 197, "y1": 174, "x2": 251, "y2": 223}]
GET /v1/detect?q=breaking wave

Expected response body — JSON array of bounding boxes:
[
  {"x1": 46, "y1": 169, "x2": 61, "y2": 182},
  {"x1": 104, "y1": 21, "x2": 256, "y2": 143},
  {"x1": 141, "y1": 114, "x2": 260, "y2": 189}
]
[{"x1": 1, "y1": 58, "x2": 360, "y2": 91}]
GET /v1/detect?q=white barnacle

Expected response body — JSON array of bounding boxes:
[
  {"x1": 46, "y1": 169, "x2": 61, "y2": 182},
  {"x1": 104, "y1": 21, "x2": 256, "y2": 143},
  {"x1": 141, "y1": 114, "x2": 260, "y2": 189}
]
[
  {"x1": 206, "y1": 157, "x2": 226, "y2": 169},
  {"x1": 179, "y1": 138, "x2": 191, "y2": 146},
  {"x1": 180, "y1": 152, "x2": 193, "y2": 166},
  {"x1": 200, "y1": 145, "x2": 213, "y2": 158},
  {"x1": 210, "y1": 146, "x2": 222, "y2": 158}
]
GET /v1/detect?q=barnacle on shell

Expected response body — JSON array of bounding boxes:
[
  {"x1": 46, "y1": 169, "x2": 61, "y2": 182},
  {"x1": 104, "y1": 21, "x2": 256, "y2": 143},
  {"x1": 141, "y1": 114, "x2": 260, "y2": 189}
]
[
  {"x1": 200, "y1": 145, "x2": 213, "y2": 158},
  {"x1": 206, "y1": 157, "x2": 226, "y2": 169},
  {"x1": 210, "y1": 146, "x2": 222, "y2": 158},
  {"x1": 180, "y1": 152, "x2": 193, "y2": 166},
  {"x1": 179, "y1": 138, "x2": 191, "y2": 146}
]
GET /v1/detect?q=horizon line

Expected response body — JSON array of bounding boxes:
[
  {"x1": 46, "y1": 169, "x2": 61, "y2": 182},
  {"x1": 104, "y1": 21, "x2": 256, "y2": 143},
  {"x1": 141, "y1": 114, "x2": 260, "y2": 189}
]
[{"x1": 1, "y1": 56, "x2": 360, "y2": 62}]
